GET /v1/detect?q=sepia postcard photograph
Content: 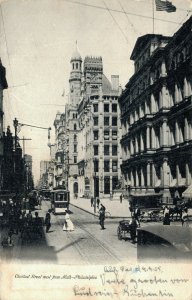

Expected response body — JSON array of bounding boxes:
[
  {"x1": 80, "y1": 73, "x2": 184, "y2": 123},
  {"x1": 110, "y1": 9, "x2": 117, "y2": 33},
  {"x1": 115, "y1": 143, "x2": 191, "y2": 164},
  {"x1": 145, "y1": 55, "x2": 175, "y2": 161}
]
[{"x1": 0, "y1": 0, "x2": 191, "y2": 299}]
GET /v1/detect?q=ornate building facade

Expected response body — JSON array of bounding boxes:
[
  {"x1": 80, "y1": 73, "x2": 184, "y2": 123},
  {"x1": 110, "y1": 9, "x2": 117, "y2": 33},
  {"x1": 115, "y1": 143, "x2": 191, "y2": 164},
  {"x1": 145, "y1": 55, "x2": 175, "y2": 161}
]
[
  {"x1": 54, "y1": 47, "x2": 122, "y2": 198},
  {"x1": 119, "y1": 17, "x2": 192, "y2": 207}
]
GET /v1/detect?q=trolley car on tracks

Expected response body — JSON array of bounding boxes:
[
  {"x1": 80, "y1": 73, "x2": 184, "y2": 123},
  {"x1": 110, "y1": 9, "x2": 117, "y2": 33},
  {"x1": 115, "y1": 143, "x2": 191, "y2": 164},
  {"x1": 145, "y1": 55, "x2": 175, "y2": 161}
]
[{"x1": 51, "y1": 189, "x2": 70, "y2": 214}]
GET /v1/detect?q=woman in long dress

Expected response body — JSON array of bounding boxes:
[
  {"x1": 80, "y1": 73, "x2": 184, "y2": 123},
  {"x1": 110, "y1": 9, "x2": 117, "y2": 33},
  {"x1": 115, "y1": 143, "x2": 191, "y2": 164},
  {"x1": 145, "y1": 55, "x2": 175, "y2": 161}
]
[{"x1": 63, "y1": 211, "x2": 74, "y2": 231}]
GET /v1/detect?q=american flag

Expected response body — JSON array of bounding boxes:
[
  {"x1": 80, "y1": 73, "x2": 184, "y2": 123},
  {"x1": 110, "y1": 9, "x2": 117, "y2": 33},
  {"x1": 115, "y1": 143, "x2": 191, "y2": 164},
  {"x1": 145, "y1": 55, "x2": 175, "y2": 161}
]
[{"x1": 155, "y1": 0, "x2": 176, "y2": 12}]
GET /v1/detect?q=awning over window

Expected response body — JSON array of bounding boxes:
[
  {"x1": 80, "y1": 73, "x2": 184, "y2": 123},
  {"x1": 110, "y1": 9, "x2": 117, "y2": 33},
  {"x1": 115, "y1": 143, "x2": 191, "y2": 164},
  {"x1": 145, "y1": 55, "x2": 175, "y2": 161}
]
[{"x1": 182, "y1": 185, "x2": 192, "y2": 199}]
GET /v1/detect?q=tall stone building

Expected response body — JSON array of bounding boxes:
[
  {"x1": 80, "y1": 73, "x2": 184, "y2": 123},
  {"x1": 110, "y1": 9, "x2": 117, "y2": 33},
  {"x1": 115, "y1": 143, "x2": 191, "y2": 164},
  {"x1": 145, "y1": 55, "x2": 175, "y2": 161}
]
[
  {"x1": 54, "y1": 47, "x2": 122, "y2": 198},
  {"x1": 119, "y1": 16, "x2": 192, "y2": 207},
  {"x1": 78, "y1": 56, "x2": 122, "y2": 198}
]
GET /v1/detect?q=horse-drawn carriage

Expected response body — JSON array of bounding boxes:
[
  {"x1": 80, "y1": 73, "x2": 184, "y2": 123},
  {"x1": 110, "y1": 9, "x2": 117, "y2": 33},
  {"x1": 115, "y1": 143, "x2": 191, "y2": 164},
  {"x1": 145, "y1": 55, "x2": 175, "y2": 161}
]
[{"x1": 117, "y1": 220, "x2": 131, "y2": 240}]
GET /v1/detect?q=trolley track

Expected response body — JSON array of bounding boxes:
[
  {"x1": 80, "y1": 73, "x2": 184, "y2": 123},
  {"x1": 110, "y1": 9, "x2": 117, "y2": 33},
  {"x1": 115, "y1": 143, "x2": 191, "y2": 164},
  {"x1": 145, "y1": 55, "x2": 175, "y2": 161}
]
[{"x1": 56, "y1": 215, "x2": 121, "y2": 264}]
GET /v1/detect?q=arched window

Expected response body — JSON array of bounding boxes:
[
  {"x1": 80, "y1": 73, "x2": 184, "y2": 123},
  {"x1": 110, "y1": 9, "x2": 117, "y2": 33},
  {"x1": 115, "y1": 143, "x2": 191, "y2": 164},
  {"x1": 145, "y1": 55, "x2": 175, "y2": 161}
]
[
  {"x1": 74, "y1": 124, "x2": 77, "y2": 130},
  {"x1": 76, "y1": 63, "x2": 78, "y2": 69},
  {"x1": 74, "y1": 134, "x2": 77, "y2": 141}
]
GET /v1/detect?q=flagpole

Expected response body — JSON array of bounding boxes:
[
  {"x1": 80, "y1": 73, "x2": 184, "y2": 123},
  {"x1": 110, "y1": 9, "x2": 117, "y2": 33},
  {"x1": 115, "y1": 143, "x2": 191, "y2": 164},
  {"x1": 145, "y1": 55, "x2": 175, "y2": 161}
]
[{"x1": 152, "y1": 0, "x2": 154, "y2": 33}]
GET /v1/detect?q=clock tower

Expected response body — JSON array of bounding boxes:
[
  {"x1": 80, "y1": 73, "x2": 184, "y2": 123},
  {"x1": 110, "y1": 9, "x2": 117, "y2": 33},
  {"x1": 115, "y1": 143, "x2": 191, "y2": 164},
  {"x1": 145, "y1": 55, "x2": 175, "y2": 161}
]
[{"x1": 69, "y1": 43, "x2": 82, "y2": 107}]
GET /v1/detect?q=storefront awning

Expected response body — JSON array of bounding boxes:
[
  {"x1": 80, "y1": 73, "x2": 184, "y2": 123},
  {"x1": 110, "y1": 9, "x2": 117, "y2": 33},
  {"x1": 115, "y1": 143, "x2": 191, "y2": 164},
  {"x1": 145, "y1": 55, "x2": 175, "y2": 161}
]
[{"x1": 182, "y1": 185, "x2": 192, "y2": 199}]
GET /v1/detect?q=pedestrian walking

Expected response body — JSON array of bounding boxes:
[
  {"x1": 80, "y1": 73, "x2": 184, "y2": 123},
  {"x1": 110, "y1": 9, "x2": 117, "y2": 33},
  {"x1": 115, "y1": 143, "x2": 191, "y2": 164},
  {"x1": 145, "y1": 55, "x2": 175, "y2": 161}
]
[
  {"x1": 129, "y1": 216, "x2": 138, "y2": 243},
  {"x1": 63, "y1": 211, "x2": 74, "y2": 231},
  {"x1": 96, "y1": 197, "x2": 100, "y2": 209},
  {"x1": 120, "y1": 193, "x2": 123, "y2": 203},
  {"x1": 99, "y1": 204, "x2": 106, "y2": 230},
  {"x1": 134, "y1": 205, "x2": 141, "y2": 227},
  {"x1": 163, "y1": 213, "x2": 170, "y2": 225},
  {"x1": 44, "y1": 209, "x2": 51, "y2": 233},
  {"x1": 34, "y1": 212, "x2": 42, "y2": 237},
  {"x1": 163, "y1": 205, "x2": 169, "y2": 217},
  {"x1": 91, "y1": 196, "x2": 94, "y2": 207}
]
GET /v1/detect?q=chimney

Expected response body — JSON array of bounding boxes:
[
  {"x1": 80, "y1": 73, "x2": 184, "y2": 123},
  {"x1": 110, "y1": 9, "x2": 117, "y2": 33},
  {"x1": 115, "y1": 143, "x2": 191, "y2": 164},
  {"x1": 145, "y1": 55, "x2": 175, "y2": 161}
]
[{"x1": 111, "y1": 75, "x2": 119, "y2": 91}]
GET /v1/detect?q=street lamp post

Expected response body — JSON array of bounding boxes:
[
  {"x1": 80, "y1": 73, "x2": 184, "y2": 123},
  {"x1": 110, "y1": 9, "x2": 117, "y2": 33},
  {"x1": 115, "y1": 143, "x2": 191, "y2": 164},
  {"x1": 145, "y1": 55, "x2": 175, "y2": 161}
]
[{"x1": 93, "y1": 157, "x2": 97, "y2": 213}]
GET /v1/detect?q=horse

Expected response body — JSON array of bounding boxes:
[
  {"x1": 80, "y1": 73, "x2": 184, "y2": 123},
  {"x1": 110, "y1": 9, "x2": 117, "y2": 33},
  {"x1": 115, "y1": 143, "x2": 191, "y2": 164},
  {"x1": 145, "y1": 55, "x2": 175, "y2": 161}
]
[{"x1": 169, "y1": 205, "x2": 183, "y2": 221}]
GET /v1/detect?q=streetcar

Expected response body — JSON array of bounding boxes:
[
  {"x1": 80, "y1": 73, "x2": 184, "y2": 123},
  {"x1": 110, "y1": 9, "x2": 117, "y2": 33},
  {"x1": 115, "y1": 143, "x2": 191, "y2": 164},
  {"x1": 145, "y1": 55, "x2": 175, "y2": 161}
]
[{"x1": 51, "y1": 189, "x2": 70, "y2": 214}]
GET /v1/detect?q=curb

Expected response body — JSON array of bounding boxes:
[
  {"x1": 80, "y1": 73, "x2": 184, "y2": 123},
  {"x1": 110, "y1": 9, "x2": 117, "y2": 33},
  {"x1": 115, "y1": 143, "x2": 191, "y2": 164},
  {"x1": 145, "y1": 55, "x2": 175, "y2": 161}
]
[{"x1": 70, "y1": 203, "x2": 131, "y2": 219}]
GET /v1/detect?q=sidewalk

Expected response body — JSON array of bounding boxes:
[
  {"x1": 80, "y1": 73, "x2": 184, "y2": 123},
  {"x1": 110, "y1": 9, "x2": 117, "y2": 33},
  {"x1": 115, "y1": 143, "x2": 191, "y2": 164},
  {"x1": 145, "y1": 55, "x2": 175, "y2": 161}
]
[{"x1": 70, "y1": 197, "x2": 131, "y2": 218}]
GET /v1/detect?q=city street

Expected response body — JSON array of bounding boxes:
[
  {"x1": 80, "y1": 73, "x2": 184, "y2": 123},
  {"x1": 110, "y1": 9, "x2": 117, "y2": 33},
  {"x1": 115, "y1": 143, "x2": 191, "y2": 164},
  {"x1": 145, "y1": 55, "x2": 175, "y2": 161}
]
[{"x1": 0, "y1": 200, "x2": 137, "y2": 265}]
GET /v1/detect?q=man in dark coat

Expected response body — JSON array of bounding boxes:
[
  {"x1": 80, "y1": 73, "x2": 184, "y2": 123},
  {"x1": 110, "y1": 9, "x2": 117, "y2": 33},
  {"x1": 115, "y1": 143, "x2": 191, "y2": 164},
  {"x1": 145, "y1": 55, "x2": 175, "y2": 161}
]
[
  {"x1": 34, "y1": 212, "x2": 42, "y2": 237},
  {"x1": 129, "y1": 216, "x2": 138, "y2": 243},
  {"x1": 134, "y1": 205, "x2": 141, "y2": 227},
  {"x1": 99, "y1": 204, "x2": 106, "y2": 230},
  {"x1": 45, "y1": 209, "x2": 51, "y2": 233}
]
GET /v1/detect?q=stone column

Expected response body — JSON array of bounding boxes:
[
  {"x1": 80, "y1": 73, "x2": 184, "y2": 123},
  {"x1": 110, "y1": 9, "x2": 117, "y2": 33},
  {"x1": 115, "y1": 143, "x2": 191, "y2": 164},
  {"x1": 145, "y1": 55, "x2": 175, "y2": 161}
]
[
  {"x1": 145, "y1": 100, "x2": 149, "y2": 114},
  {"x1": 147, "y1": 162, "x2": 151, "y2": 188},
  {"x1": 130, "y1": 139, "x2": 133, "y2": 155},
  {"x1": 141, "y1": 167, "x2": 144, "y2": 187},
  {"x1": 140, "y1": 132, "x2": 144, "y2": 152},
  {"x1": 135, "y1": 168, "x2": 139, "y2": 187},
  {"x1": 161, "y1": 85, "x2": 169, "y2": 108},
  {"x1": 161, "y1": 119, "x2": 168, "y2": 147},
  {"x1": 130, "y1": 170, "x2": 134, "y2": 187},
  {"x1": 151, "y1": 163, "x2": 156, "y2": 188},
  {"x1": 162, "y1": 158, "x2": 170, "y2": 188},
  {"x1": 185, "y1": 163, "x2": 191, "y2": 186},
  {"x1": 151, "y1": 127, "x2": 155, "y2": 149},
  {"x1": 146, "y1": 126, "x2": 150, "y2": 149},
  {"x1": 184, "y1": 117, "x2": 189, "y2": 142},
  {"x1": 135, "y1": 136, "x2": 138, "y2": 153},
  {"x1": 176, "y1": 164, "x2": 180, "y2": 186},
  {"x1": 175, "y1": 121, "x2": 179, "y2": 144},
  {"x1": 151, "y1": 94, "x2": 156, "y2": 113},
  {"x1": 184, "y1": 77, "x2": 188, "y2": 98},
  {"x1": 161, "y1": 61, "x2": 166, "y2": 76},
  {"x1": 175, "y1": 83, "x2": 179, "y2": 103}
]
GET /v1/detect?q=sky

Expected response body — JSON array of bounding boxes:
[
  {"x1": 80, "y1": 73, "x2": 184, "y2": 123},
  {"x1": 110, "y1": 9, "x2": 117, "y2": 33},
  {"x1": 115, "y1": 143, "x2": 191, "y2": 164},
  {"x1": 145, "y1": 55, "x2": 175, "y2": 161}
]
[{"x1": 0, "y1": 0, "x2": 191, "y2": 184}]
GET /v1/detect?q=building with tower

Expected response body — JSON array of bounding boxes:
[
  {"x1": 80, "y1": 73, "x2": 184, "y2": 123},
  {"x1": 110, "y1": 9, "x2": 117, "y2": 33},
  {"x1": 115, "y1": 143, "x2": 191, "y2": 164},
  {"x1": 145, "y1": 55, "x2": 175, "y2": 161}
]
[{"x1": 53, "y1": 45, "x2": 122, "y2": 198}]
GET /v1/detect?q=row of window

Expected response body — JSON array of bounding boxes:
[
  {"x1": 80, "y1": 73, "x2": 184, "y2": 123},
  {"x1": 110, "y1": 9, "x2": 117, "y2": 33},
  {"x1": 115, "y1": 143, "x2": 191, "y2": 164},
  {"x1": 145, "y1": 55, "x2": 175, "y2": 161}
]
[
  {"x1": 94, "y1": 130, "x2": 117, "y2": 140},
  {"x1": 93, "y1": 103, "x2": 117, "y2": 113},
  {"x1": 93, "y1": 116, "x2": 118, "y2": 126},
  {"x1": 94, "y1": 160, "x2": 118, "y2": 172},
  {"x1": 94, "y1": 145, "x2": 118, "y2": 156}
]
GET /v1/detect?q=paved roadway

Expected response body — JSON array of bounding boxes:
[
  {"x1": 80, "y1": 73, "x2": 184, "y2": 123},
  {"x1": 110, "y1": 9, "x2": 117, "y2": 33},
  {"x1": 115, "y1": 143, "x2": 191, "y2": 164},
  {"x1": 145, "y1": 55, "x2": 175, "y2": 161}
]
[{"x1": 1, "y1": 201, "x2": 137, "y2": 265}]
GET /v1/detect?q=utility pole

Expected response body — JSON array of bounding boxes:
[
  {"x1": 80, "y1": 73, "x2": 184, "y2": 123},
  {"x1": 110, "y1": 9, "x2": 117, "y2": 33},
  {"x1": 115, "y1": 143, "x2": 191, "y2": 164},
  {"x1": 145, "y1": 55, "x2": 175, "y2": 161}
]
[
  {"x1": 13, "y1": 118, "x2": 18, "y2": 150},
  {"x1": 19, "y1": 137, "x2": 32, "y2": 156}
]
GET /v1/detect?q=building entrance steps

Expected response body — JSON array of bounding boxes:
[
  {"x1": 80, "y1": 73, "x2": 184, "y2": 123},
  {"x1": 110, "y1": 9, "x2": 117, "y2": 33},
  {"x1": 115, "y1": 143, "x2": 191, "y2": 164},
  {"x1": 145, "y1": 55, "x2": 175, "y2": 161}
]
[{"x1": 70, "y1": 196, "x2": 131, "y2": 218}]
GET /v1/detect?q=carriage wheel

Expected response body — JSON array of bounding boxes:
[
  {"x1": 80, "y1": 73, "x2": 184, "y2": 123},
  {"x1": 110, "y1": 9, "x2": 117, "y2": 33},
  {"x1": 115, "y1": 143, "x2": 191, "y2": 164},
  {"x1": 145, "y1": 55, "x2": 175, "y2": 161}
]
[{"x1": 117, "y1": 226, "x2": 123, "y2": 240}]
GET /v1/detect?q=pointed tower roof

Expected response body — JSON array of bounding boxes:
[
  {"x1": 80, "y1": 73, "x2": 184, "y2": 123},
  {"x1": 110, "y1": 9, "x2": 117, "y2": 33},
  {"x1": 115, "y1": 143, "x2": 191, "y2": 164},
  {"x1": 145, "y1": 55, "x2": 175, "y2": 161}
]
[{"x1": 70, "y1": 41, "x2": 82, "y2": 62}]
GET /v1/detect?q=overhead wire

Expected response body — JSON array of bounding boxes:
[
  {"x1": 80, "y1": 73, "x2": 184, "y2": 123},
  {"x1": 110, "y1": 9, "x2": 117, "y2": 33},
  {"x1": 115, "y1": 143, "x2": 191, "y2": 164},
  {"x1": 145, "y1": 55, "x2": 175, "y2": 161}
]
[
  {"x1": 116, "y1": 0, "x2": 142, "y2": 36},
  {"x1": 61, "y1": 0, "x2": 185, "y2": 24},
  {"x1": 103, "y1": 0, "x2": 129, "y2": 43}
]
